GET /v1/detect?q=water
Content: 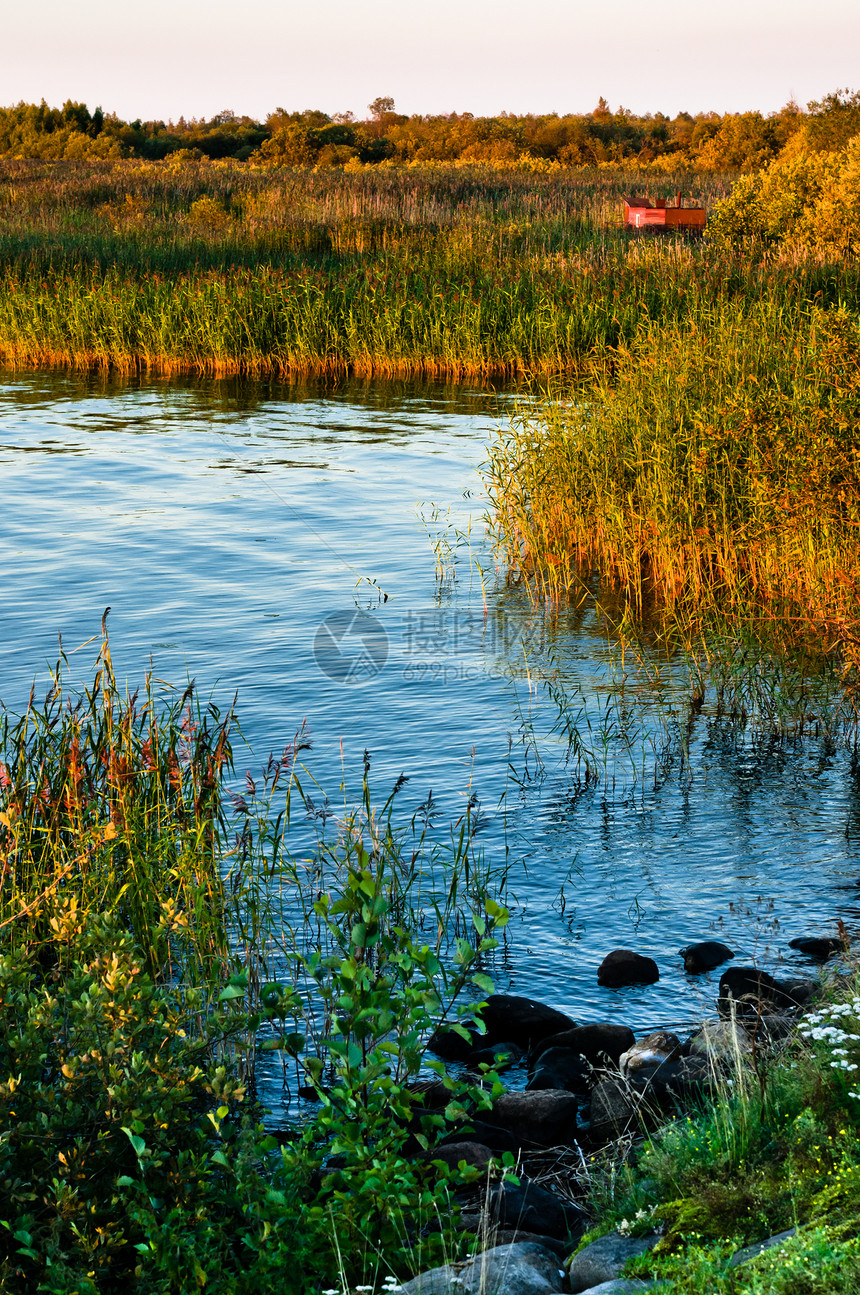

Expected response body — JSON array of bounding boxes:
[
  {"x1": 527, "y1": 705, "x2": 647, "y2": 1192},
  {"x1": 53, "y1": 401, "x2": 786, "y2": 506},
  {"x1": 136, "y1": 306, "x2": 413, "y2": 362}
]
[{"x1": 3, "y1": 368, "x2": 860, "y2": 1106}]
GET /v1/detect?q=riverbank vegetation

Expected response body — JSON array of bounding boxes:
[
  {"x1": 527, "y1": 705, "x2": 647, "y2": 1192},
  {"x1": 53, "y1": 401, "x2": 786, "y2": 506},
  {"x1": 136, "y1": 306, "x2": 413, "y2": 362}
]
[
  {"x1": 582, "y1": 977, "x2": 860, "y2": 1294},
  {"x1": 0, "y1": 637, "x2": 511, "y2": 1292}
]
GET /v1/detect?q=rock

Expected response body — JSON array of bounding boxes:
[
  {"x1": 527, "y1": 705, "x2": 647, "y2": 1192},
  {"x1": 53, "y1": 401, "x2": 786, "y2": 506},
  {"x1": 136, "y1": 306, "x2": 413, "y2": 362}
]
[
  {"x1": 442, "y1": 1120, "x2": 519, "y2": 1156},
  {"x1": 680, "y1": 941, "x2": 734, "y2": 973},
  {"x1": 428, "y1": 1023, "x2": 485, "y2": 1062},
  {"x1": 479, "y1": 996, "x2": 578, "y2": 1050},
  {"x1": 717, "y1": 967, "x2": 817, "y2": 1018},
  {"x1": 568, "y1": 1233, "x2": 660, "y2": 1293},
  {"x1": 527, "y1": 1047, "x2": 591, "y2": 1094},
  {"x1": 570, "y1": 1279, "x2": 664, "y2": 1295},
  {"x1": 426, "y1": 1141, "x2": 495, "y2": 1173},
  {"x1": 468, "y1": 1040, "x2": 524, "y2": 1070},
  {"x1": 487, "y1": 1230, "x2": 568, "y2": 1258},
  {"x1": 399, "y1": 1241, "x2": 566, "y2": 1295},
  {"x1": 589, "y1": 1078, "x2": 636, "y2": 1136},
  {"x1": 430, "y1": 997, "x2": 577, "y2": 1062},
  {"x1": 531, "y1": 1023, "x2": 636, "y2": 1069},
  {"x1": 620, "y1": 1032, "x2": 682, "y2": 1078},
  {"x1": 490, "y1": 1090, "x2": 580, "y2": 1149},
  {"x1": 727, "y1": 1227, "x2": 797, "y2": 1268},
  {"x1": 598, "y1": 950, "x2": 659, "y2": 988},
  {"x1": 684, "y1": 1019, "x2": 752, "y2": 1062},
  {"x1": 489, "y1": 1178, "x2": 587, "y2": 1241},
  {"x1": 789, "y1": 936, "x2": 844, "y2": 960}
]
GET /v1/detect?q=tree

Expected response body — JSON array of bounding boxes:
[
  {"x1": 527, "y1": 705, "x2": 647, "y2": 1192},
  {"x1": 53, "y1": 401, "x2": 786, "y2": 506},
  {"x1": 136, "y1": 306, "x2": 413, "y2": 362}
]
[{"x1": 368, "y1": 96, "x2": 395, "y2": 121}]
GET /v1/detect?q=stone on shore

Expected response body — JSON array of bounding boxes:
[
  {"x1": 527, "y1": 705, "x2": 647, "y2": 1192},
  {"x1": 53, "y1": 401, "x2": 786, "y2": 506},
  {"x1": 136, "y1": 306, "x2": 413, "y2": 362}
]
[
  {"x1": 398, "y1": 1241, "x2": 566, "y2": 1295},
  {"x1": 490, "y1": 1090, "x2": 580, "y2": 1149},
  {"x1": 568, "y1": 1232, "x2": 661, "y2": 1293}
]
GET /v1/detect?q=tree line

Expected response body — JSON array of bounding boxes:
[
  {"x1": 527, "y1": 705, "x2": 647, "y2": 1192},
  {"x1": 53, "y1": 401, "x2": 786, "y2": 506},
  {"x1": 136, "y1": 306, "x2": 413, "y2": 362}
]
[{"x1": 1, "y1": 90, "x2": 858, "y2": 170}]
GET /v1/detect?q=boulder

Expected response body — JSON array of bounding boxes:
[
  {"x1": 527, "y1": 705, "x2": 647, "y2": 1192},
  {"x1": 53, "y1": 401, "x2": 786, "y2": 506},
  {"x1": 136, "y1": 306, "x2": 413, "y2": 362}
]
[
  {"x1": 430, "y1": 997, "x2": 576, "y2": 1061},
  {"x1": 619, "y1": 1032, "x2": 682, "y2": 1078},
  {"x1": 568, "y1": 1233, "x2": 660, "y2": 1293},
  {"x1": 572, "y1": 1282, "x2": 662, "y2": 1294},
  {"x1": 487, "y1": 1230, "x2": 568, "y2": 1258},
  {"x1": 789, "y1": 936, "x2": 844, "y2": 961},
  {"x1": 727, "y1": 1227, "x2": 797, "y2": 1269},
  {"x1": 717, "y1": 966, "x2": 817, "y2": 1019},
  {"x1": 684, "y1": 1019, "x2": 752, "y2": 1062},
  {"x1": 531, "y1": 1023, "x2": 636, "y2": 1069},
  {"x1": 441, "y1": 1120, "x2": 519, "y2": 1156},
  {"x1": 489, "y1": 1178, "x2": 587, "y2": 1241},
  {"x1": 598, "y1": 950, "x2": 659, "y2": 988},
  {"x1": 426, "y1": 1141, "x2": 495, "y2": 1173},
  {"x1": 680, "y1": 941, "x2": 734, "y2": 973},
  {"x1": 428, "y1": 1023, "x2": 485, "y2": 1062},
  {"x1": 490, "y1": 1090, "x2": 580, "y2": 1149},
  {"x1": 467, "y1": 1040, "x2": 524, "y2": 1070},
  {"x1": 527, "y1": 1047, "x2": 591, "y2": 1094},
  {"x1": 399, "y1": 1241, "x2": 566, "y2": 1295},
  {"x1": 589, "y1": 1078, "x2": 637, "y2": 1137},
  {"x1": 479, "y1": 996, "x2": 578, "y2": 1050}
]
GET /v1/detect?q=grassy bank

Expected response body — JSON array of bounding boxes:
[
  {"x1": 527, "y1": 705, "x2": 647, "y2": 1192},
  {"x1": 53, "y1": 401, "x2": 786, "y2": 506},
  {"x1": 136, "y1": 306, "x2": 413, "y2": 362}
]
[
  {"x1": 1, "y1": 160, "x2": 856, "y2": 378},
  {"x1": 580, "y1": 978, "x2": 860, "y2": 1294}
]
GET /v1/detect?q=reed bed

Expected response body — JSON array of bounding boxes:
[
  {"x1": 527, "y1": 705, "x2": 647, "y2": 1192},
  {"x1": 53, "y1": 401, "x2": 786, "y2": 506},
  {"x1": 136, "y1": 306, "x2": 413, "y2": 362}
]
[
  {"x1": 0, "y1": 623, "x2": 234, "y2": 983},
  {"x1": 0, "y1": 159, "x2": 855, "y2": 377},
  {"x1": 488, "y1": 296, "x2": 860, "y2": 657}
]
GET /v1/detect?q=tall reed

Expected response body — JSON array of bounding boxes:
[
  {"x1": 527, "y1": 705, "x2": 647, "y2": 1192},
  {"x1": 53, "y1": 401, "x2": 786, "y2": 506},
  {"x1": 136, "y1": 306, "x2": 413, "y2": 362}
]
[
  {"x1": 488, "y1": 299, "x2": 860, "y2": 655},
  {"x1": 0, "y1": 620, "x2": 234, "y2": 982}
]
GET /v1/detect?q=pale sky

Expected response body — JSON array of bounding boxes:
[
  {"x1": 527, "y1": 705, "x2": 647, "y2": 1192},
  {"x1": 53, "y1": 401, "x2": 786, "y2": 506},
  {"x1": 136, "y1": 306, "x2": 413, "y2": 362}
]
[{"x1": 4, "y1": 0, "x2": 858, "y2": 122}]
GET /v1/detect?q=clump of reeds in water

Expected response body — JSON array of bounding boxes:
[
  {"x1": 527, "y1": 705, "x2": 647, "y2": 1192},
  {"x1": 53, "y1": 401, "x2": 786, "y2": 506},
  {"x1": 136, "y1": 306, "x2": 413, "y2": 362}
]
[
  {"x1": 488, "y1": 299, "x2": 860, "y2": 662},
  {"x1": 0, "y1": 621, "x2": 234, "y2": 983}
]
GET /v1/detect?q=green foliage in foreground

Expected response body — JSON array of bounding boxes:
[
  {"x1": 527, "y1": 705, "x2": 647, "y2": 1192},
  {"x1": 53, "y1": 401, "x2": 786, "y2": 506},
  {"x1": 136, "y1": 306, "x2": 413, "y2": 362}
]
[
  {"x1": 582, "y1": 983, "x2": 860, "y2": 1294},
  {"x1": 0, "y1": 880, "x2": 505, "y2": 1293}
]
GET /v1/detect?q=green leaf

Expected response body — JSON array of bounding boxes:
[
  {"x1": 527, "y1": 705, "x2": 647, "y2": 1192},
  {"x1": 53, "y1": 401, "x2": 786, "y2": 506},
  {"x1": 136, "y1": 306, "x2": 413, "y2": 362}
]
[
  {"x1": 471, "y1": 972, "x2": 495, "y2": 994},
  {"x1": 116, "y1": 1175, "x2": 136, "y2": 1187},
  {"x1": 218, "y1": 984, "x2": 246, "y2": 1002}
]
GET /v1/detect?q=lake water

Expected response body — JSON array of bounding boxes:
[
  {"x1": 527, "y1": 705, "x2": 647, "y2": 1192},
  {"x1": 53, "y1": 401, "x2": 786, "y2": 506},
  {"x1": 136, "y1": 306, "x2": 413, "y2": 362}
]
[{"x1": 3, "y1": 368, "x2": 860, "y2": 1108}]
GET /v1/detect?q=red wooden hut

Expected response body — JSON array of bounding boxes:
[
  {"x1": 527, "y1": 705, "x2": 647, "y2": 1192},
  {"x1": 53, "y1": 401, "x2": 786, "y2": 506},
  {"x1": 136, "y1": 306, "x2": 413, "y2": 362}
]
[{"x1": 623, "y1": 192, "x2": 706, "y2": 233}]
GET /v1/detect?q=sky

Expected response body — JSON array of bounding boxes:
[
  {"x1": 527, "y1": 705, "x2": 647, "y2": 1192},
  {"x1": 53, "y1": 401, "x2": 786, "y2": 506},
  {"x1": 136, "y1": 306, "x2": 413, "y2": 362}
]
[{"x1": 3, "y1": 0, "x2": 859, "y2": 122}]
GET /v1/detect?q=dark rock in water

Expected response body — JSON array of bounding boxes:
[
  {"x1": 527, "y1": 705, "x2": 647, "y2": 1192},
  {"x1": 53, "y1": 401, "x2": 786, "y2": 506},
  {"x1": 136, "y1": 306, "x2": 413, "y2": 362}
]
[
  {"x1": 598, "y1": 949, "x2": 660, "y2": 987},
  {"x1": 428, "y1": 1022, "x2": 484, "y2": 1062},
  {"x1": 680, "y1": 940, "x2": 734, "y2": 973},
  {"x1": 425, "y1": 1141, "x2": 495, "y2": 1173},
  {"x1": 718, "y1": 966, "x2": 817, "y2": 1018},
  {"x1": 479, "y1": 995, "x2": 578, "y2": 1050},
  {"x1": 442, "y1": 1119, "x2": 519, "y2": 1156},
  {"x1": 789, "y1": 936, "x2": 845, "y2": 960},
  {"x1": 527, "y1": 1047, "x2": 591, "y2": 1094},
  {"x1": 467, "y1": 1040, "x2": 524, "y2": 1070},
  {"x1": 490, "y1": 1178, "x2": 587, "y2": 1242},
  {"x1": 490, "y1": 1090, "x2": 580, "y2": 1149},
  {"x1": 568, "y1": 1232, "x2": 660, "y2": 1293},
  {"x1": 531, "y1": 1022, "x2": 636, "y2": 1068},
  {"x1": 430, "y1": 996, "x2": 576, "y2": 1061}
]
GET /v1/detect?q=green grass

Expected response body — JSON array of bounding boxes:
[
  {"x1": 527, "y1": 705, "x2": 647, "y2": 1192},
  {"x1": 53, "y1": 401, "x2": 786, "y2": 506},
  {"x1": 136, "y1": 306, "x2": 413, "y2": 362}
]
[
  {"x1": 583, "y1": 976, "x2": 860, "y2": 1294},
  {"x1": 0, "y1": 159, "x2": 856, "y2": 377}
]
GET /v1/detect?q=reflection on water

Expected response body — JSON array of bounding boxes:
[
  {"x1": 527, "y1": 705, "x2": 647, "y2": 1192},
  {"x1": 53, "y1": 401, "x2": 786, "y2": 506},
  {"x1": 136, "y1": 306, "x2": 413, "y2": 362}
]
[{"x1": 2, "y1": 367, "x2": 860, "y2": 1113}]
